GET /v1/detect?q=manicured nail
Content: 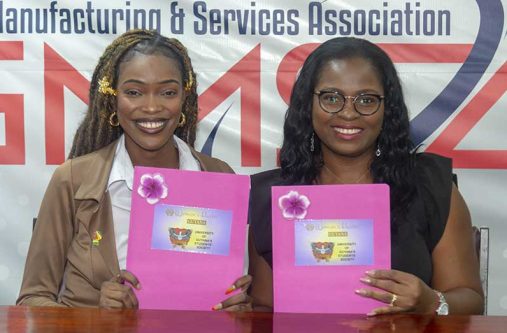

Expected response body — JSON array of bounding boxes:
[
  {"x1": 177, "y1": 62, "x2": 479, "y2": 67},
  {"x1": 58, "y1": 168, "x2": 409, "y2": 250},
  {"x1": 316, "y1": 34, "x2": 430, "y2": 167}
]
[
  {"x1": 136, "y1": 283, "x2": 142, "y2": 290},
  {"x1": 360, "y1": 277, "x2": 371, "y2": 284},
  {"x1": 355, "y1": 289, "x2": 366, "y2": 296},
  {"x1": 212, "y1": 303, "x2": 223, "y2": 311},
  {"x1": 365, "y1": 270, "x2": 376, "y2": 276},
  {"x1": 366, "y1": 311, "x2": 376, "y2": 317},
  {"x1": 225, "y1": 285, "x2": 236, "y2": 295}
]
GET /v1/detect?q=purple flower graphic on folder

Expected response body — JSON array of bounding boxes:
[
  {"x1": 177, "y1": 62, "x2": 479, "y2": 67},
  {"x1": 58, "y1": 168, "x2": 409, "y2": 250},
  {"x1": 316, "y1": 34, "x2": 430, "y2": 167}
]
[
  {"x1": 278, "y1": 191, "x2": 310, "y2": 220},
  {"x1": 137, "y1": 173, "x2": 168, "y2": 205}
]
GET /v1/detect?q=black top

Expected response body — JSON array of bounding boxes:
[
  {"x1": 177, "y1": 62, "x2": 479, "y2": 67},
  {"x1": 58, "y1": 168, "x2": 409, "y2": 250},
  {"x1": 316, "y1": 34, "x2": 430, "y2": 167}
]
[{"x1": 248, "y1": 153, "x2": 452, "y2": 286}]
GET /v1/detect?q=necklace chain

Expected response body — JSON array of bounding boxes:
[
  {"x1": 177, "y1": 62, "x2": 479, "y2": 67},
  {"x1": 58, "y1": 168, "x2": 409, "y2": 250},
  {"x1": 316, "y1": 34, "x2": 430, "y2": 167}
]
[{"x1": 322, "y1": 164, "x2": 370, "y2": 184}]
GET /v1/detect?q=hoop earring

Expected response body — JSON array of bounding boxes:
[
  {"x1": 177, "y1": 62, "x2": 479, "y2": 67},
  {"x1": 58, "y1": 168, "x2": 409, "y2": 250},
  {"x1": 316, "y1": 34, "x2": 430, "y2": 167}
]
[
  {"x1": 178, "y1": 113, "x2": 186, "y2": 127},
  {"x1": 310, "y1": 132, "x2": 315, "y2": 152},
  {"x1": 375, "y1": 144, "x2": 381, "y2": 157},
  {"x1": 109, "y1": 112, "x2": 119, "y2": 127}
]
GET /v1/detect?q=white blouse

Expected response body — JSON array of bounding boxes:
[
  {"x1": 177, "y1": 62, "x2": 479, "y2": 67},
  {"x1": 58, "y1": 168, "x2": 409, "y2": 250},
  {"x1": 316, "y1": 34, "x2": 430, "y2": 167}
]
[{"x1": 107, "y1": 135, "x2": 201, "y2": 270}]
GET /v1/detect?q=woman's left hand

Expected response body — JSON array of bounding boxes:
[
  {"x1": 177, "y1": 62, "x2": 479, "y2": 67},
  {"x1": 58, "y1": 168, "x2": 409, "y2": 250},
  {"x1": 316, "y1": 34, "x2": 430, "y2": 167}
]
[
  {"x1": 212, "y1": 275, "x2": 253, "y2": 312},
  {"x1": 355, "y1": 269, "x2": 438, "y2": 316}
]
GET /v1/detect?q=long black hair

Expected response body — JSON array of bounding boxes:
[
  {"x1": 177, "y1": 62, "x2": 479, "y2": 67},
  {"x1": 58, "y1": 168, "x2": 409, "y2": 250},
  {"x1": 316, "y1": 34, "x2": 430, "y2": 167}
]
[{"x1": 280, "y1": 37, "x2": 416, "y2": 225}]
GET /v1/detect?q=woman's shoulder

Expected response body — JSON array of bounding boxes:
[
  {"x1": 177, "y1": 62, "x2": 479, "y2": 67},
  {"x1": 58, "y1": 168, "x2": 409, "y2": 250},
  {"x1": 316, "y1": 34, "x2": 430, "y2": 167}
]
[
  {"x1": 251, "y1": 168, "x2": 283, "y2": 190},
  {"x1": 68, "y1": 141, "x2": 117, "y2": 169},
  {"x1": 250, "y1": 168, "x2": 283, "y2": 200},
  {"x1": 51, "y1": 141, "x2": 117, "y2": 193},
  {"x1": 414, "y1": 152, "x2": 453, "y2": 187},
  {"x1": 415, "y1": 152, "x2": 452, "y2": 170},
  {"x1": 190, "y1": 149, "x2": 234, "y2": 173},
  {"x1": 251, "y1": 168, "x2": 282, "y2": 185},
  {"x1": 413, "y1": 152, "x2": 453, "y2": 248}
]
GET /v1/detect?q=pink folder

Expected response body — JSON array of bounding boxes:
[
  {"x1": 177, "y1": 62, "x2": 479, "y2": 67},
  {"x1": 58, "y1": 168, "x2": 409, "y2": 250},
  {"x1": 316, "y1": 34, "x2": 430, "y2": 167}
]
[
  {"x1": 272, "y1": 184, "x2": 390, "y2": 313},
  {"x1": 127, "y1": 166, "x2": 250, "y2": 310}
]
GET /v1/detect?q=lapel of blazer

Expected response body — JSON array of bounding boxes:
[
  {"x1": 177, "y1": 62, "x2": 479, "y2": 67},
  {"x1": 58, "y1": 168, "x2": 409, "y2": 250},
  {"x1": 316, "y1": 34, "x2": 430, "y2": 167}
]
[
  {"x1": 74, "y1": 141, "x2": 121, "y2": 279},
  {"x1": 189, "y1": 147, "x2": 211, "y2": 171},
  {"x1": 71, "y1": 142, "x2": 217, "y2": 281}
]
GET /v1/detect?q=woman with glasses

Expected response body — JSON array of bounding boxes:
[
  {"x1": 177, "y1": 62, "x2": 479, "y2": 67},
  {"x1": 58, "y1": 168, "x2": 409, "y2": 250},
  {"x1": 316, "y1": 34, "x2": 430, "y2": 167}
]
[{"x1": 247, "y1": 37, "x2": 484, "y2": 315}]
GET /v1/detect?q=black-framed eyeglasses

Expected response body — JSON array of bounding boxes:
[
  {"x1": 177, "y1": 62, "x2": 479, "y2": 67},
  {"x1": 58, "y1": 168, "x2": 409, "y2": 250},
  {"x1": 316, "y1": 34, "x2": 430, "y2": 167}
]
[{"x1": 314, "y1": 90, "x2": 384, "y2": 116}]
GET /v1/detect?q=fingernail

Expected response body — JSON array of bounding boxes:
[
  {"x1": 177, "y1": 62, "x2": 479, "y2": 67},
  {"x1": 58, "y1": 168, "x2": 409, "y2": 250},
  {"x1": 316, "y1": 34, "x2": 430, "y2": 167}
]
[
  {"x1": 366, "y1": 311, "x2": 376, "y2": 317},
  {"x1": 366, "y1": 270, "x2": 375, "y2": 276},
  {"x1": 212, "y1": 303, "x2": 223, "y2": 311},
  {"x1": 355, "y1": 289, "x2": 366, "y2": 296},
  {"x1": 136, "y1": 283, "x2": 142, "y2": 290},
  {"x1": 225, "y1": 285, "x2": 236, "y2": 295},
  {"x1": 360, "y1": 277, "x2": 371, "y2": 284}
]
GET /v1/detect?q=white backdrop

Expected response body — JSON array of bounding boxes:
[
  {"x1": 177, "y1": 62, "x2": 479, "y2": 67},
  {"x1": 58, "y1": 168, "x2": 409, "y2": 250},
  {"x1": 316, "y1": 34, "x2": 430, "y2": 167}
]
[{"x1": 0, "y1": 0, "x2": 506, "y2": 314}]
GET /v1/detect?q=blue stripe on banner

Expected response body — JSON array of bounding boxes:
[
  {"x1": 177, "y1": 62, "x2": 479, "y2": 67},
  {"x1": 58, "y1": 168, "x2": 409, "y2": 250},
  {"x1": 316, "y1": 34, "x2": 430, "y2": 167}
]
[
  {"x1": 410, "y1": 0, "x2": 504, "y2": 146},
  {"x1": 200, "y1": 103, "x2": 233, "y2": 156}
]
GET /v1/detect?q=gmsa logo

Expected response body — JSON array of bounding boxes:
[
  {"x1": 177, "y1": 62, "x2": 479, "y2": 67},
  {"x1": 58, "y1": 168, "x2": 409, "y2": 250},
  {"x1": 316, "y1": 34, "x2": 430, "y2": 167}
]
[{"x1": 0, "y1": 0, "x2": 505, "y2": 169}]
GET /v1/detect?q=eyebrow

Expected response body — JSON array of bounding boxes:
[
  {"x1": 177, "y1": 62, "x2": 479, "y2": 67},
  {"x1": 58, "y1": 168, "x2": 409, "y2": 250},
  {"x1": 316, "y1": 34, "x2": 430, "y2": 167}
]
[
  {"x1": 318, "y1": 87, "x2": 382, "y2": 94},
  {"x1": 120, "y1": 79, "x2": 181, "y2": 85}
]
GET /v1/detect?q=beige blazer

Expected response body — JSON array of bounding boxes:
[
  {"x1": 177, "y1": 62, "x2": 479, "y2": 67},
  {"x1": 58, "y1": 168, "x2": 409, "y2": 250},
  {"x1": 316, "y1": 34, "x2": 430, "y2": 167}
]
[{"x1": 17, "y1": 140, "x2": 234, "y2": 307}]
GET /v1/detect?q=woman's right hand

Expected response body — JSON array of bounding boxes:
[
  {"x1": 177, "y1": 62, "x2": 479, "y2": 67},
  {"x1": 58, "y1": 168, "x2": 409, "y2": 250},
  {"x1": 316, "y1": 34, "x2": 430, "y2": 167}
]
[{"x1": 99, "y1": 270, "x2": 141, "y2": 309}]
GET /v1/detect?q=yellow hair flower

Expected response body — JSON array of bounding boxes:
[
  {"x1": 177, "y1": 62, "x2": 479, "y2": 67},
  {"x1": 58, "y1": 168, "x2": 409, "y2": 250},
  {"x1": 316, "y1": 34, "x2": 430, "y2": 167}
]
[
  {"x1": 184, "y1": 72, "x2": 193, "y2": 91},
  {"x1": 98, "y1": 77, "x2": 117, "y2": 96}
]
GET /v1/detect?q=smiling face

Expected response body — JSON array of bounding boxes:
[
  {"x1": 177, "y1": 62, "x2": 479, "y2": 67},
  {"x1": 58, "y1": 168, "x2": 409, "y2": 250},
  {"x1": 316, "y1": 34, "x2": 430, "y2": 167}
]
[
  {"x1": 116, "y1": 52, "x2": 185, "y2": 164},
  {"x1": 312, "y1": 57, "x2": 384, "y2": 160}
]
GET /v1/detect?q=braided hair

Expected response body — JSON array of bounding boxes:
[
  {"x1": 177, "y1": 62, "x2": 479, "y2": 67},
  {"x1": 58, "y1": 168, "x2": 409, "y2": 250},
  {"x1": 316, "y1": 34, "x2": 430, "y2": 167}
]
[{"x1": 68, "y1": 29, "x2": 198, "y2": 159}]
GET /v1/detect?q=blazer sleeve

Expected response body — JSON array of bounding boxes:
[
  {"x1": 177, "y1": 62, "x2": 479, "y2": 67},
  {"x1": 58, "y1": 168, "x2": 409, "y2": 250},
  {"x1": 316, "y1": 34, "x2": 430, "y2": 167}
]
[{"x1": 17, "y1": 161, "x2": 76, "y2": 307}]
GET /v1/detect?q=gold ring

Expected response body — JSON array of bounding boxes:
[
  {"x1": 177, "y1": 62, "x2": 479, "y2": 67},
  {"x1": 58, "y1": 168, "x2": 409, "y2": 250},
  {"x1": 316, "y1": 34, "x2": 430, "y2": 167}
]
[{"x1": 389, "y1": 293, "x2": 398, "y2": 307}]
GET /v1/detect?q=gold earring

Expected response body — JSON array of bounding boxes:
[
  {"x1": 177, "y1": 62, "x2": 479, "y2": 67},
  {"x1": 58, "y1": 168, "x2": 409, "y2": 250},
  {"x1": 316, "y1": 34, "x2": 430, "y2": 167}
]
[
  {"x1": 109, "y1": 112, "x2": 119, "y2": 127},
  {"x1": 178, "y1": 113, "x2": 186, "y2": 127}
]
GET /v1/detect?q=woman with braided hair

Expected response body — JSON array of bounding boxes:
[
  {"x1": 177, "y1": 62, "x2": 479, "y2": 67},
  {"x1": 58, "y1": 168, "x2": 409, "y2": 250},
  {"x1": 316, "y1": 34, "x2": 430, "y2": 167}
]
[{"x1": 17, "y1": 30, "x2": 252, "y2": 310}]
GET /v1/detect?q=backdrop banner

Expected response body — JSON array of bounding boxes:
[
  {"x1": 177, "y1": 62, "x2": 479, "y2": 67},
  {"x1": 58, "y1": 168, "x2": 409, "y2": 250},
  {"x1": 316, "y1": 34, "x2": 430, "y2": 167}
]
[{"x1": 0, "y1": 0, "x2": 505, "y2": 314}]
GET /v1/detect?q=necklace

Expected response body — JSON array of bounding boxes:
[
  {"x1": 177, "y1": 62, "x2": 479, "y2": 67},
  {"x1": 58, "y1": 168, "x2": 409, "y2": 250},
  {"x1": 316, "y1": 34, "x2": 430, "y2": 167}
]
[{"x1": 321, "y1": 164, "x2": 370, "y2": 184}]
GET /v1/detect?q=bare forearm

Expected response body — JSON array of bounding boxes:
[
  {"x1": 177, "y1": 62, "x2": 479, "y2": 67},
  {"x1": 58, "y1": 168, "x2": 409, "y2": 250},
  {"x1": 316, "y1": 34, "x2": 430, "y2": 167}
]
[
  {"x1": 249, "y1": 291, "x2": 273, "y2": 312},
  {"x1": 445, "y1": 287, "x2": 484, "y2": 315},
  {"x1": 252, "y1": 304, "x2": 273, "y2": 312}
]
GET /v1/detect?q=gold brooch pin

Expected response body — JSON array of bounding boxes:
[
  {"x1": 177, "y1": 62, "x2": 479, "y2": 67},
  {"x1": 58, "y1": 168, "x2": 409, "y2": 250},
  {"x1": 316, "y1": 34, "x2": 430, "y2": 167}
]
[{"x1": 92, "y1": 231, "x2": 103, "y2": 246}]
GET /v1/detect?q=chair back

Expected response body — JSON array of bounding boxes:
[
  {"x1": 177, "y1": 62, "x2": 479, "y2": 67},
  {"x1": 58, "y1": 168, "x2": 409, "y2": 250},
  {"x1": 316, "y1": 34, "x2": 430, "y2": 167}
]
[{"x1": 473, "y1": 226, "x2": 489, "y2": 315}]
